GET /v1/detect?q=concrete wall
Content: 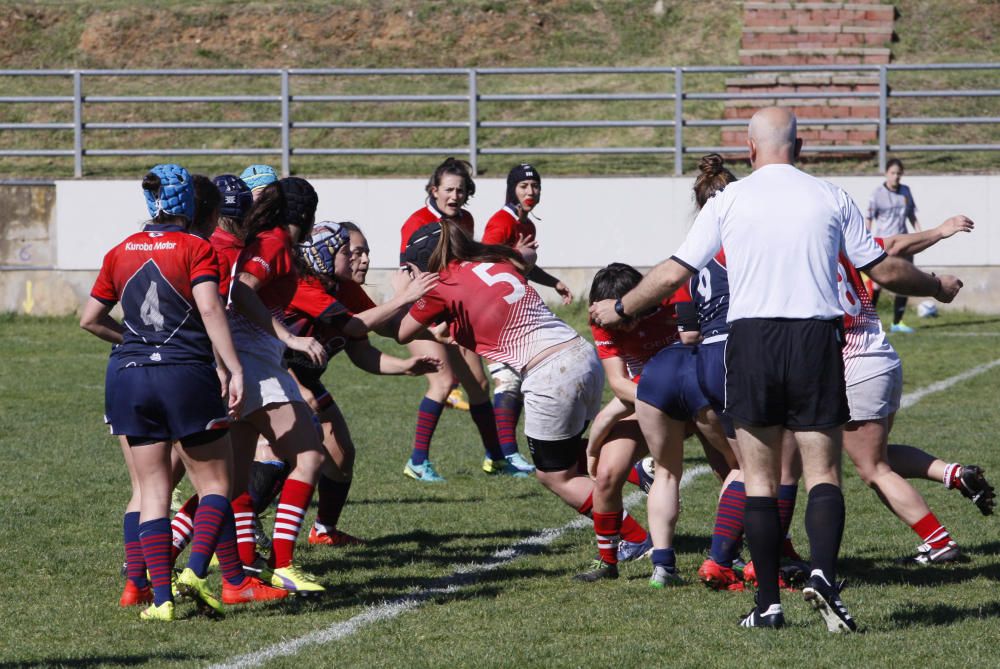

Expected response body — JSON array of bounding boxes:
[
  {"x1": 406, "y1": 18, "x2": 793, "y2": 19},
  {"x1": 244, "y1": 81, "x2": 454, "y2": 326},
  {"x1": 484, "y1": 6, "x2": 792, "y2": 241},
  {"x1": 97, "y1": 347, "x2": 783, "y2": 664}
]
[{"x1": 2, "y1": 174, "x2": 998, "y2": 314}]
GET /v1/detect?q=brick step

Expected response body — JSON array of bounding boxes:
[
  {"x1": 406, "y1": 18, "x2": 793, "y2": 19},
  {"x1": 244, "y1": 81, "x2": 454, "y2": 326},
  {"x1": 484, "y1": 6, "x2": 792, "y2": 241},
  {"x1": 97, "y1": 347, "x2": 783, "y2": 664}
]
[
  {"x1": 723, "y1": 99, "x2": 879, "y2": 119},
  {"x1": 740, "y1": 47, "x2": 891, "y2": 65},
  {"x1": 743, "y1": 26, "x2": 892, "y2": 48},
  {"x1": 744, "y1": 2, "x2": 894, "y2": 27},
  {"x1": 721, "y1": 127, "x2": 877, "y2": 143}
]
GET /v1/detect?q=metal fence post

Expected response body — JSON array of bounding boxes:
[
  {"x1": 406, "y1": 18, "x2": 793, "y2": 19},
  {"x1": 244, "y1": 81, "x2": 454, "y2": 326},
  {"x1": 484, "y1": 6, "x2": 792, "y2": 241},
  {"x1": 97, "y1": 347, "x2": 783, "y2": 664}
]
[
  {"x1": 878, "y1": 65, "x2": 887, "y2": 172},
  {"x1": 73, "y1": 71, "x2": 82, "y2": 178},
  {"x1": 674, "y1": 68, "x2": 683, "y2": 176},
  {"x1": 281, "y1": 70, "x2": 290, "y2": 177},
  {"x1": 468, "y1": 69, "x2": 478, "y2": 175}
]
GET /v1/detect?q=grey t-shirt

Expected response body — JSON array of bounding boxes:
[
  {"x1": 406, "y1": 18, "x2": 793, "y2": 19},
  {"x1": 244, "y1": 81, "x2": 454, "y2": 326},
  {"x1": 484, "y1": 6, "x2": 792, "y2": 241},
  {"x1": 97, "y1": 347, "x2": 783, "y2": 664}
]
[{"x1": 867, "y1": 183, "x2": 917, "y2": 237}]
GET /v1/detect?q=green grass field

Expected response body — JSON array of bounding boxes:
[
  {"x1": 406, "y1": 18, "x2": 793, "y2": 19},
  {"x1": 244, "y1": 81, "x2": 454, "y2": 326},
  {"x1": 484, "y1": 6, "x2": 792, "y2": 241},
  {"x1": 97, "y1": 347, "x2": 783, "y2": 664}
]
[{"x1": 2, "y1": 305, "x2": 1000, "y2": 668}]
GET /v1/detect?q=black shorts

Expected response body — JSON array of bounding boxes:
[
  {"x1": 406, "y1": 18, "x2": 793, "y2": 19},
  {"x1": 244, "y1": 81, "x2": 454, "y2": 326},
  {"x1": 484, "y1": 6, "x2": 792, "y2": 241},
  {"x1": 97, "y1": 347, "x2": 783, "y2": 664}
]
[
  {"x1": 526, "y1": 427, "x2": 586, "y2": 473},
  {"x1": 725, "y1": 318, "x2": 849, "y2": 431}
]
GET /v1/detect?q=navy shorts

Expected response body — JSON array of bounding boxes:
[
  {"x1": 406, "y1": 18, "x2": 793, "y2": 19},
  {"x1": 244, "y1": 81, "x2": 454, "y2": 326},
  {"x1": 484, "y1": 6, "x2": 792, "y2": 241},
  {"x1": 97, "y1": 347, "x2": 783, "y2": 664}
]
[
  {"x1": 105, "y1": 363, "x2": 229, "y2": 443},
  {"x1": 696, "y1": 340, "x2": 735, "y2": 438},
  {"x1": 636, "y1": 345, "x2": 711, "y2": 421}
]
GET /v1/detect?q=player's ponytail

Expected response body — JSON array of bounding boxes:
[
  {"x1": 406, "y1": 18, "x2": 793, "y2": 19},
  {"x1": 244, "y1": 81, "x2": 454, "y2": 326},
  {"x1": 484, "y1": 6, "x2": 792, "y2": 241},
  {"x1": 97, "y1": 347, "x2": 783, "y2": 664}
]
[
  {"x1": 239, "y1": 182, "x2": 286, "y2": 246},
  {"x1": 693, "y1": 153, "x2": 737, "y2": 209},
  {"x1": 428, "y1": 218, "x2": 526, "y2": 274}
]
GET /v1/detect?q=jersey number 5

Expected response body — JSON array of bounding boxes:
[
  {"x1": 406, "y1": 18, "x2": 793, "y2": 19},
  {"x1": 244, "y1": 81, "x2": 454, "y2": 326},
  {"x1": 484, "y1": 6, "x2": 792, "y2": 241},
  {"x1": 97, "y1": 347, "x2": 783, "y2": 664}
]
[{"x1": 472, "y1": 263, "x2": 525, "y2": 305}]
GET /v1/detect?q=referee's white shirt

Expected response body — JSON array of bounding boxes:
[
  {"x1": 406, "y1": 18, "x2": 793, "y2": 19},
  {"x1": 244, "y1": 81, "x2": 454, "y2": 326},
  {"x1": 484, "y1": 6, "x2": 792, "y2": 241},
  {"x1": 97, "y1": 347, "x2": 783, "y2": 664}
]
[{"x1": 672, "y1": 164, "x2": 886, "y2": 322}]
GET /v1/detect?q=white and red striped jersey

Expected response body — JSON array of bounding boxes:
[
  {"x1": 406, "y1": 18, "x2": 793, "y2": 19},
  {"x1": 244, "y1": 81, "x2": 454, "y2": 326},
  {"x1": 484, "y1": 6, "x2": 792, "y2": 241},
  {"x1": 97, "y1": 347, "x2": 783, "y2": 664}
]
[
  {"x1": 409, "y1": 259, "x2": 578, "y2": 373},
  {"x1": 836, "y1": 237, "x2": 900, "y2": 385}
]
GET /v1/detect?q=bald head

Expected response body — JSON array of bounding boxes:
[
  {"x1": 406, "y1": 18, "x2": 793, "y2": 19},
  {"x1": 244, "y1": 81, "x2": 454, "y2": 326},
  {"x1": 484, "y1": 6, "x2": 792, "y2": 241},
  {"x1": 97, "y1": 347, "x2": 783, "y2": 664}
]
[{"x1": 747, "y1": 107, "x2": 799, "y2": 168}]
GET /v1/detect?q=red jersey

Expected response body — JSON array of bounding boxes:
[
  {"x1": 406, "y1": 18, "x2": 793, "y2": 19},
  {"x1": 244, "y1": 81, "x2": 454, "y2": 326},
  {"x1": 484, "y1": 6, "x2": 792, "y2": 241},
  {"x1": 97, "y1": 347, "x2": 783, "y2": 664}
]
[
  {"x1": 90, "y1": 223, "x2": 219, "y2": 367},
  {"x1": 400, "y1": 204, "x2": 475, "y2": 254},
  {"x1": 284, "y1": 278, "x2": 377, "y2": 367},
  {"x1": 409, "y1": 259, "x2": 578, "y2": 373},
  {"x1": 209, "y1": 227, "x2": 243, "y2": 299},
  {"x1": 228, "y1": 226, "x2": 298, "y2": 359},
  {"x1": 836, "y1": 237, "x2": 898, "y2": 384},
  {"x1": 482, "y1": 206, "x2": 536, "y2": 248},
  {"x1": 590, "y1": 296, "x2": 682, "y2": 379}
]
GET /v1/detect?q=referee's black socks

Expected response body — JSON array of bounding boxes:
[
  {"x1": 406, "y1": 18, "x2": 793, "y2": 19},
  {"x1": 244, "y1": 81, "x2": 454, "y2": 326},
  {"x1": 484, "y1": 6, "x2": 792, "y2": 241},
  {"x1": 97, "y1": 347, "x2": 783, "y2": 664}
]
[
  {"x1": 805, "y1": 483, "x2": 845, "y2": 583},
  {"x1": 744, "y1": 496, "x2": 782, "y2": 610}
]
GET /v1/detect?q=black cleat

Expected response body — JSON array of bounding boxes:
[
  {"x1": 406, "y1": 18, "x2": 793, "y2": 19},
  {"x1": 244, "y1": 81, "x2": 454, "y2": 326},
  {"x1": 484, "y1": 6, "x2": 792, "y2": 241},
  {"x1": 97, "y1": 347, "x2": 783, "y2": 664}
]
[
  {"x1": 956, "y1": 465, "x2": 996, "y2": 516},
  {"x1": 574, "y1": 559, "x2": 619, "y2": 582},
  {"x1": 740, "y1": 600, "x2": 785, "y2": 629},
  {"x1": 802, "y1": 572, "x2": 858, "y2": 633}
]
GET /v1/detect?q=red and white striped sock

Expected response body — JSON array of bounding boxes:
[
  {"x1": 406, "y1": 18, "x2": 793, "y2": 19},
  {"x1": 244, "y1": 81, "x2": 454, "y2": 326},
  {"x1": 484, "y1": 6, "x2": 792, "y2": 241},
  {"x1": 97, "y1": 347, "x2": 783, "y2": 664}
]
[
  {"x1": 593, "y1": 511, "x2": 622, "y2": 565},
  {"x1": 911, "y1": 512, "x2": 952, "y2": 550},
  {"x1": 270, "y1": 478, "x2": 314, "y2": 569},
  {"x1": 170, "y1": 494, "x2": 199, "y2": 563},
  {"x1": 942, "y1": 463, "x2": 962, "y2": 489},
  {"x1": 620, "y1": 510, "x2": 648, "y2": 544},
  {"x1": 231, "y1": 491, "x2": 257, "y2": 565}
]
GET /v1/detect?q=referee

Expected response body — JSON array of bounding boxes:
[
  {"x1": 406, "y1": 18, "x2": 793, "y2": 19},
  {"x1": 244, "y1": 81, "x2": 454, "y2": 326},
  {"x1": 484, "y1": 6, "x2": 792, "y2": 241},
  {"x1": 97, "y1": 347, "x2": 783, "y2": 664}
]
[{"x1": 591, "y1": 107, "x2": 963, "y2": 632}]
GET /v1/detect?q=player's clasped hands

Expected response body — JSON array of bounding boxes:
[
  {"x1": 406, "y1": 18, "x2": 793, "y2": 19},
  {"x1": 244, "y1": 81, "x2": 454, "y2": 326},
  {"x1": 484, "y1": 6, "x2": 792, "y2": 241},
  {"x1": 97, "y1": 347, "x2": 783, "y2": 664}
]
[{"x1": 589, "y1": 299, "x2": 622, "y2": 329}]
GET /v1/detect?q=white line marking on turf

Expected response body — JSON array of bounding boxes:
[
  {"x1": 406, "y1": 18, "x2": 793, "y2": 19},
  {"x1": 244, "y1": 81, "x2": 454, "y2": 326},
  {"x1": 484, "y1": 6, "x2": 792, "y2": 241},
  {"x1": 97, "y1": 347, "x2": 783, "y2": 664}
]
[
  {"x1": 899, "y1": 357, "x2": 1000, "y2": 410},
  {"x1": 209, "y1": 465, "x2": 713, "y2": 669},
  {"x1": 930, "y1": 332, "x2": 1000, "y2": 337}
]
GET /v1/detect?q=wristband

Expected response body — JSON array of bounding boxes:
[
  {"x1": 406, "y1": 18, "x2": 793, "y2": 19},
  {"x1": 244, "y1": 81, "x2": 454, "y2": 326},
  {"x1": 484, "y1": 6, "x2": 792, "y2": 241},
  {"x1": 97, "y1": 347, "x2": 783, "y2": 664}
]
[{"x1": 614, "y1": 298, "x2": 630, "y2": 321}]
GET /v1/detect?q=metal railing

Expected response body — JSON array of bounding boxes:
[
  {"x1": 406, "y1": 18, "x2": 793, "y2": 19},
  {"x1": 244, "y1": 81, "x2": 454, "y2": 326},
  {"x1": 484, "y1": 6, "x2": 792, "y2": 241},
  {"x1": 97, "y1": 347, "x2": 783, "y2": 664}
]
[{"x1": 0, "y1": 63, "x2": 997, "y2": 177}]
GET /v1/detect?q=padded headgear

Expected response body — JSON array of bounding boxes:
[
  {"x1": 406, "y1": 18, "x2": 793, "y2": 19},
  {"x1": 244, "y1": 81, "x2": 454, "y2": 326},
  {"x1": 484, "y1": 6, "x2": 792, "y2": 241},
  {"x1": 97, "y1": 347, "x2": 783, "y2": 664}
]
[
  {"x1": 401, "y1": 222, "x2": 442, "y2": 273},
  {"x1": 298, "y1": 222, "x2": 351, "y2": 275},
  {"x1": 240, "y1": 164, "x2": 278, "y2": 191},
  {"x1": 143, "y1": 163, "x2": 195, "y2": 221},
  {"x1": 505, "y1": 163, "x2": 541, "y2": 208},
  {"x1": 279, "y1": 177, "x2": 318, "y2": 233},
  {"x1": 212, "y1": 174, "x2": 253, "y2": 220}
]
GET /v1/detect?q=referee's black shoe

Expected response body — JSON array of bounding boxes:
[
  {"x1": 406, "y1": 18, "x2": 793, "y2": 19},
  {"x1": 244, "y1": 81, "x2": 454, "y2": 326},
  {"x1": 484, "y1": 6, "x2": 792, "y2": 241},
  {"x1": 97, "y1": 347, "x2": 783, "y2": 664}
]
[
  {"x1": 739, "y1": 596, "x2": 785, "y2": 629},
  {"x1": 802, "y1": 572, "x2": 858, "y2": 633}
]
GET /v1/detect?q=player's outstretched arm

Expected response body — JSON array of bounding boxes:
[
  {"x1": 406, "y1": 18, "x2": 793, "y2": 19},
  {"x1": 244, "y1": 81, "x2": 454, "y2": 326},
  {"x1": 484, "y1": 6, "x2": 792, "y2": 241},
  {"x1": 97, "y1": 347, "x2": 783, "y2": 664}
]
[
  {"x1": 339, "y1": 268, "x2": 438, "y2": 339},
  {"x1": 345, "y1": 338, "x2": 441, "y2": 376},
  {"x1": 79, "y1": 297, "x2": 125, "y2": 345},
  {"x1": 590, "y1": 258, "x2": 693, "y2": 329},
  {"x1": 866, "y1": 256, "x2": 963, "y2": 303},
  {"x1": 882, "y1": 215, "x2": 974, "y2": 258}
]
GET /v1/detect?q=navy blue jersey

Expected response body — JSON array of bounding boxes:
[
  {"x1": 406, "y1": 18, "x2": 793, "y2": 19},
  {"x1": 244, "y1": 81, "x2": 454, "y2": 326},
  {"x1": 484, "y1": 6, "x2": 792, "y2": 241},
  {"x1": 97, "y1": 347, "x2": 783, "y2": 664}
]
[
  {"x1": 91, "y1": 224, "x2": 220, "y2": 368},
  {"x1": 688, "y1": 249, "x2": 730, "y2": 338}
]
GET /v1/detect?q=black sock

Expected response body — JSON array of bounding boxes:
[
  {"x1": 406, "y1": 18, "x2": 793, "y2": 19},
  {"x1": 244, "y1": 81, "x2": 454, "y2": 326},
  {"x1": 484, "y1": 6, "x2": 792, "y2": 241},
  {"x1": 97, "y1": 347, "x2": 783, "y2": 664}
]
[
  {"x1": 744, "y1": 496, "x2": 782, "y2": 610},
  {"x1": 805, "y1": 483, "x2": 845, "y2": 582},
  {"x1": 893, "y1": 295, "x2": 908, "y2": 324},
  {"x1": 870, "y1": 287, "x2": 881, "y2": 308}
]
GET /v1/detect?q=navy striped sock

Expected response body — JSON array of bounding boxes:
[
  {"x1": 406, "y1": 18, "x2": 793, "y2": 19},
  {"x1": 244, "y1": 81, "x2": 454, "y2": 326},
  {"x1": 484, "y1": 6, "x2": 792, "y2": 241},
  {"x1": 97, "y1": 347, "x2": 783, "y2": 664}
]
[
  {"x1": 470, "y1": 401, "x2": 504, "y2": 461},
  {"x1": 411, "y1": 397, "x2": 444, "y2": 465},
  {"x1": 709, "y1": 481, "x2": 745, "y2": 567},
  {"x1": 493, "y1": 392, "x2": 522, "y2": 457},
  {"x1": 138, "y1": 518, "x2": 173, "y2": 606},
  {"x1": 123, "y1": 511, "x2": 148, "y2": 589},
  {"x1": 187, "y1": 494, "x2": 230, "y2": 578}
]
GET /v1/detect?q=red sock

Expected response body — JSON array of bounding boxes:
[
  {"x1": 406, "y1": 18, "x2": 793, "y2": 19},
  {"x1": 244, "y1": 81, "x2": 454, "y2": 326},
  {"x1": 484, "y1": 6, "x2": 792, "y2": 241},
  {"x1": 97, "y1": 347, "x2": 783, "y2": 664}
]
[
  {"x1": 170, "y1": 494, "x2": 199, "y2": 563},
  {"x1": 593, "y1": 511, "x2": 622, "y2": 565},
  {"x1": 231, "y1": 491, "x2": 257, "y2": 566},
  {"x1": 576, "y1": 492, "x2": 593, "y2": 517},
  {"x1": 270, "y1": 478, "x2": 314, "y2": 569},
  {"x1": 911, "y1": 512, "x2": 951, "y2": 550},
  {"x1": 626, "y1": 466, "x2": 641, "y2": 487},
  {"x1": 620, "y1": 511, "x2": 648, "y2": 543}
]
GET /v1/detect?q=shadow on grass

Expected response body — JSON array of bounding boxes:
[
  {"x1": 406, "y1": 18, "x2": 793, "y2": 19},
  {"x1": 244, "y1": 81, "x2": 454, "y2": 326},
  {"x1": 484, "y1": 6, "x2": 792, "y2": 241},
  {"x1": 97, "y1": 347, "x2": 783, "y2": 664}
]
[
  {"x1": 0, "y1": 652, "x2": 201, "y2": 668},
  {"x1": 841, "y1": 549, "x2": 1000, "y2": 587},
  {"x1": 888, "y1": 601, "x2": 1000, "y2": 628}
]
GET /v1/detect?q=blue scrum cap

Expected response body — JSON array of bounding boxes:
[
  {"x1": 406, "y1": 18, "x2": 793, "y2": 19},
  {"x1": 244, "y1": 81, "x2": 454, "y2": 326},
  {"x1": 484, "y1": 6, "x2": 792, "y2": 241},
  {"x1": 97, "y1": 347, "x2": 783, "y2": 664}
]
[
  {"x1": 213, "y1": 174, "x2": 253, "y2": 220},
  {"x1": 298, "y1": 222, "x2": 351, "y2": 275},
  {"x1": 240, "y1": 164, "x2": 278, "y2": 191},
  {"x1": 143, "y1": 163, "x2": 195, "y2": 221}
]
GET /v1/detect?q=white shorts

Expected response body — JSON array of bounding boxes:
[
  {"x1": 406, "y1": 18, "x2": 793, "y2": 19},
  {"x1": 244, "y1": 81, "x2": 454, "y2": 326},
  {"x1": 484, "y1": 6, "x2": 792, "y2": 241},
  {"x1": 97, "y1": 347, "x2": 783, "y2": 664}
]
[
  {"x1": 846, "y1": 364, "x2": 902, "y2": 422},
  {"x1": 240, "y1": 347, "x2": 304, "y2": 417},
  {"x1": 521, "y1": 338, "x2": 604, "y2": 441}
]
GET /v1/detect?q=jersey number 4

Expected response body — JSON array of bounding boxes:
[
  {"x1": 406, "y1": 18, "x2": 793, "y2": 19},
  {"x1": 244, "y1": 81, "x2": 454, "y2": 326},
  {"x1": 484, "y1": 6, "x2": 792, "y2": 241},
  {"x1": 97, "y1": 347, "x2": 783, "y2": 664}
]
[
  {"x1": 140, "y1": 282, "x2": 166, "y2": 332},
  {"x1": 472, "y1": 263, "x2": 525, "y2": 304}
]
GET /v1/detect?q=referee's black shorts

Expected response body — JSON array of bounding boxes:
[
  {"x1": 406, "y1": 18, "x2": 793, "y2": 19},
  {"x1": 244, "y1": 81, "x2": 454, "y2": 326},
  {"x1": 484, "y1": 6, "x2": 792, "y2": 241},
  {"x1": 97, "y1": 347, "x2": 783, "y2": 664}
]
[{"x1": 724, "y1": 318, "x2": 849, "y2": 431}]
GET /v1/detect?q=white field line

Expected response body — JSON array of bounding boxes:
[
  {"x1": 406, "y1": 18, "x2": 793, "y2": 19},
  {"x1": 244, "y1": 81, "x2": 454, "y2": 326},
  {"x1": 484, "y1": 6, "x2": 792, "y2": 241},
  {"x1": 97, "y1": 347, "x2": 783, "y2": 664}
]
[
  {"x1": 930, "y1": 332, "x2": 1000, "y2": 336},
  {"x1": 898, "y1": 357, "x2": 1000, "y2": 410},
  {"x1": 209, "y1": 465, "x2": 713, "y2": 669}
]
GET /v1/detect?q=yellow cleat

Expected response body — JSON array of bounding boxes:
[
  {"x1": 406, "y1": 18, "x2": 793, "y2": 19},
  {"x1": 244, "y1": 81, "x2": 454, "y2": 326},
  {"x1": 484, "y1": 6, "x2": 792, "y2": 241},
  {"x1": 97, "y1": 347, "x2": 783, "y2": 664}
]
[
  {"x1": 445, "y1": 388, "x2": 470, "y2": 411},
  {"x1": 176, "y1": 567, "x2": 225, "y2": 617},
  {"x1": 139, "y1": 600, "x2": 175, "y2": 621},
  {"x1": 269, "y1": 563, "x2": 326, "y2": 596}
]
